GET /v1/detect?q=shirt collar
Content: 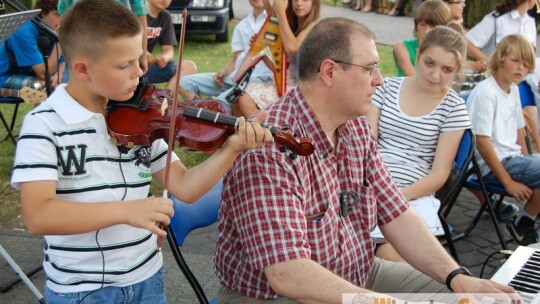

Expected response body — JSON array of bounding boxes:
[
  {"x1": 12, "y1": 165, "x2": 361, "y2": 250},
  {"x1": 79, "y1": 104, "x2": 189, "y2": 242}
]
[
  {"x1": 508, "y1": 9, "x2": 529, "y2": 21},
  {"x1": 247, "y1": 9, "x2": 267, "y2": 27},
  {"x1": 48, "y1": 84, "x2": 100, "y2": 125},
  {"x1": 291, "y1": 87, "x2": 353, "y2": 158}
]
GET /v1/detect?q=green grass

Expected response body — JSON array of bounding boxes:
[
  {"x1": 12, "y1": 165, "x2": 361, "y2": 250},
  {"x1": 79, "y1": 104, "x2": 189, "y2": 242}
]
[{"x1": 0, "y1": 19, "x2": 396, "y2": 229}]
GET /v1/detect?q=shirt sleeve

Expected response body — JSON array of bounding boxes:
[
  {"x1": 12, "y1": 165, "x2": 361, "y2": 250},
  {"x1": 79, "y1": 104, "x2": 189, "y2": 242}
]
[
  {"x1": 230, "y1": 20, "x2": 245, "y2": 53},
  {"x1": 467, "y1": 90, "x2": 495, "y2": 137},
  {"x1": 10, "y1": 24, "x2": 43, "y2": 67},
  {"x1": 440, "y1": 94, "x2": 472, "y2": 132},
  {"x1": 11, "y1": 107, "x2": 59, "y2": 189},
  {"x1": 466, "y1": 14, "x2": 496, "y2": 49}
]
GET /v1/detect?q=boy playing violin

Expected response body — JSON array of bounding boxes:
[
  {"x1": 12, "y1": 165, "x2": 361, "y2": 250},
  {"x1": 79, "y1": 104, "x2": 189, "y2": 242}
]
[{"x1": 10, "y1": 1, "x2": 272, "y2": 303}]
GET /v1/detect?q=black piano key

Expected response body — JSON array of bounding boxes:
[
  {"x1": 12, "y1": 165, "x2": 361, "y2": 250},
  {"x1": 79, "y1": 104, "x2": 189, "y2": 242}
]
[
  {"x1": 509, "y1": 283, "x2": 538, "y2": 294},
  {"x1": 509, "y1": 279, "x2": 540, "y2": 293},
  {"x1": 513, "y1": 274, "x2": 540, "y2": 289},
  {"x1": 521, "y1": 261, "x2": 540, "y2": 272},
  {"x1": 518, "y1": 269, "x2": 540, "y2": 281}
]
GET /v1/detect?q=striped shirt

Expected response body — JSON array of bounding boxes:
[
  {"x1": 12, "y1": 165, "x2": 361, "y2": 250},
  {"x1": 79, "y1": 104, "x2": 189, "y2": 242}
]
[
  {"x1": 214, "y1": 86, "x2": 409, "y2": 300},
  {"x1": 11, "y1": 84, "x2": 179, "y2": 293},
  {"x1": 372, "y1": 77, "x2": 471, "y2": 188}
]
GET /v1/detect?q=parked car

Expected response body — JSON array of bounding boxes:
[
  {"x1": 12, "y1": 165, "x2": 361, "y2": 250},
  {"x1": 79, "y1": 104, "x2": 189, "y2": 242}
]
[{"x1": 167, "y1": 0, "x2": 233, "y2": 43}]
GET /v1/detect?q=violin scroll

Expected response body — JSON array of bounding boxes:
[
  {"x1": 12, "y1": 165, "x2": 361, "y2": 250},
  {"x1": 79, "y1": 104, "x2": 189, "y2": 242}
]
[{"x1": 269, "y1": 126, "x2": 315, "y2": 158}]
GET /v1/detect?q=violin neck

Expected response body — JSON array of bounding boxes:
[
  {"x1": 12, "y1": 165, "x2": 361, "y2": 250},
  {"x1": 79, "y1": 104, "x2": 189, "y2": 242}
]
[{"x1": 184, "y1": 106, "x2": 239, "y2": 128}]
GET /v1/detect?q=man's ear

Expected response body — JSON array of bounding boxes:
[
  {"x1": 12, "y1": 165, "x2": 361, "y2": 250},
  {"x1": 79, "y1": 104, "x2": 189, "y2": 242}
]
[
  {"x1": 70, "y1": 59, "x2": 90, "y2": 81},
  {"x1": 319, "y1": 59, "x2": 337, "y2": 87}
]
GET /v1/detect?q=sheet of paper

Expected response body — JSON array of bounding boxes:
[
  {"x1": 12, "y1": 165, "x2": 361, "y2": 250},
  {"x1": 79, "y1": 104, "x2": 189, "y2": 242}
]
[{"x1": 370, "y1": 196, "x2": 444, "y2": 242}]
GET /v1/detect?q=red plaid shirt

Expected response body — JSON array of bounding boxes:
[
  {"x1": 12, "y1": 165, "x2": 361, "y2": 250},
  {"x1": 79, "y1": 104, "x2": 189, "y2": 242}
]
[{"x1": 214, "y1": 87, "x2": 409, "y2": 299}]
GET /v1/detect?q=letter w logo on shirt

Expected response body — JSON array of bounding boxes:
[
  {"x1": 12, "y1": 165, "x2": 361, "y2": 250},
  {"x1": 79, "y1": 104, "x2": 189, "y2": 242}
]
[{"x1": 57, "y1": 144, "x2": 88, "y2": 175}]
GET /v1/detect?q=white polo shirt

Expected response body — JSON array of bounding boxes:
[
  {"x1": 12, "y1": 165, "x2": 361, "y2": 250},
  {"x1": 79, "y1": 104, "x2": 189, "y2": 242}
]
[
  {"x1": 466, "y1": 9, "x2": 537, "y2": 56},
  {"x1": 11, "y1": 84, "x2": 179, "y2": 293},
  {"x1": 230, "y1": 10, "x2": 273, "y2": 80}
]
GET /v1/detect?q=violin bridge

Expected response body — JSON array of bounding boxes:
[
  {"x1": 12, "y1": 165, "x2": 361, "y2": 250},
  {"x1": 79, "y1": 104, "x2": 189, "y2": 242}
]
[{"x1": 160, "y1": 97, "x2": 167, "y2": 116}]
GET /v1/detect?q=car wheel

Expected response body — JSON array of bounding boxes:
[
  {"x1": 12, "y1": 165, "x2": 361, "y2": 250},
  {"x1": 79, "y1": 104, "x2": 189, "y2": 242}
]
[{"x1": 216, "y1": 19, "x2": 229, "y2": 42}]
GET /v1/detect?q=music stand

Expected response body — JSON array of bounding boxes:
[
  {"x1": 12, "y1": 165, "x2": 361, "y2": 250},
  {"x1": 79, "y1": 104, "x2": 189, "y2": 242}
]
[
  {"x1": 0, "y1": 9, "x2": 40, "y2": 44},
  {"x1": 0, "y1": 10, "x2": 45, "y2": 303}
]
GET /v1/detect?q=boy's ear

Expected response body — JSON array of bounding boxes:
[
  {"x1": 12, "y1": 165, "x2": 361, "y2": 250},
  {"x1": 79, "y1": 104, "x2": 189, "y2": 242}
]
[{"x1": 70, "y1": 59, "x2": 90, "y2": 81}]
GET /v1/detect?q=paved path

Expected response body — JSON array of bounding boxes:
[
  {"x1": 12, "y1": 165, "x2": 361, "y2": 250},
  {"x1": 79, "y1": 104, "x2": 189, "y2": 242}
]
[{"x1": 0, "y1": 3, "x2": 526, "y2": 304}]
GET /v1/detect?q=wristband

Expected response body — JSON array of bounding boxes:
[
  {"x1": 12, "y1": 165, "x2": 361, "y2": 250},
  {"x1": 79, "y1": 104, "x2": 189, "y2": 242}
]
[{"x1": 445, "y1": 267, "x2": 471, "y2": 291}]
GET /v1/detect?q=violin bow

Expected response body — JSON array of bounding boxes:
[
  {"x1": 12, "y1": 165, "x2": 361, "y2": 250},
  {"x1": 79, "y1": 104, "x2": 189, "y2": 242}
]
[{"x1": 157, "y1": 9, "x2": 188, "y2": 251}]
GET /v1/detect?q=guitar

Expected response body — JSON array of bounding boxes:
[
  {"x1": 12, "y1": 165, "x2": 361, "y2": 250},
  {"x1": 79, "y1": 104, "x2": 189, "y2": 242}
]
[
  {"x1": 232, "y1": 15, "x2": 287, "y2": 98},
  {"x1": 0, "y1": 87, "x2": 46, "y2": 105}
]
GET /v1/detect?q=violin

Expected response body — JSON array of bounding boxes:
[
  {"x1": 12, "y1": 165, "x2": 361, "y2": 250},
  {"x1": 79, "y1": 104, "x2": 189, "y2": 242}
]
[{"x1": 106, "y1": 80, "x2": 315, "y2": 158}]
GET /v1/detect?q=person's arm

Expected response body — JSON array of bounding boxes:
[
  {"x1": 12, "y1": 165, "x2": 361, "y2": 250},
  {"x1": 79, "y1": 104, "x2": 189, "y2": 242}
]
[
  {"x1": 214, "y1": 51, "x2": 241, "y2": 88},
  {"x1": 139, "y1": 15, "x2": 149, "y2": 73},
  {"x1": 464, "y1": 59, "x2": 487, "y2": 73},
  {"x1": 380, "y1": 208, "x2": 517, "y2": 295},
  {"x1": 466, "y1": 39, "x2": 488, "y2": 63},
  {"x1": 158, "y1": 112, "x2": 273, "y2": 203},
  {"x1": 264, "y1": 259, "x2": 370, "y2": 303},
  {"x1": 401, "y1": 130, "x2": 464, "y2": 200},
  {"x1": 517, "y1": 127, "x2": 530, "y2": 155},
  {"x1": 154, "y1": 44, "x2": 174, "y2": 68},
  {"x1": 31, "y1": 42, "x2": 63, "y2": 80},
  {"x1": 393, "y1": 42, "x2": 415, "y2": 76},
  {"x1": 476, "y1": 135, "x2": 532, "y2": 201},
  {"x1": 269, "y1": 0, "x2": 315, "y2": 54},
  {"x1": 20, "y1": 180, "x2": 174, "y2": 236}
]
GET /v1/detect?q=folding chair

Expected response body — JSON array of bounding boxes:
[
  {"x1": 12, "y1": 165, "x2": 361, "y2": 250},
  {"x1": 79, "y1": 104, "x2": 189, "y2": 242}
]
[
  {"x1": 436, "y1": 128, "x2": 476, "y2": 263},
  {"x1": 166, "y1": 179, "x2": 222, "y2": 304},
  {"x1": 437, "y1": 129, "x2": 509, "y2": 263},
  {"x1": 0, "y1": 96, "x2": 24, "y2": 145},
  {"x1": 0, "y1": 86, "x2": 45, "y2": 145}
]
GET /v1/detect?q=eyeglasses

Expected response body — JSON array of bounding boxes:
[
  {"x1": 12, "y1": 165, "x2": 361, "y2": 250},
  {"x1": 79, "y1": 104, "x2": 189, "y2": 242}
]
[{"x1": 333, "y1": 60, "x2": 379, "y2": 77}]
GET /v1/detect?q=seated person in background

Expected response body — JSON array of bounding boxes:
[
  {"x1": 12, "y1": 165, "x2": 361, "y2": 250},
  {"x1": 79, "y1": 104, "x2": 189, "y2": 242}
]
[
  {"x1": 214, "y1": 17, "x2": 515, "y2": 302},
  {"x1": 233, "y1": 0, "x2": 320, "y2": 117},
  {"x1": 0, "y1": 0, "x2": 63, "y2": 91},
  {"x1": 466, "y1": 34, "x2": 540, "y2": 246},
  {"x1": 146, "y1": 0, "x2": 197, "y2": 91},
  {"x1": 442, "y1": 0, "x2": 485, "y2": 73},
  {"x1": 465, "y1": 0, "x2": 540, "y2": 151},
  {"x1": 367, "y1": 25, "x2": 471, "y2": 263},
  {"x1": 178, "y1": 0, "x2": 273, "y2": 102},
  {"x1": 393, "y1": 0, "x2": 451, "y2": 77}
]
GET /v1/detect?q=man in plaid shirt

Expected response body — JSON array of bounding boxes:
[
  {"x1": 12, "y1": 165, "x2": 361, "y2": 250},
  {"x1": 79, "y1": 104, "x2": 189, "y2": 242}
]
[{"x1": 214, "y1": 17, "x2": 517, "y2": 303}]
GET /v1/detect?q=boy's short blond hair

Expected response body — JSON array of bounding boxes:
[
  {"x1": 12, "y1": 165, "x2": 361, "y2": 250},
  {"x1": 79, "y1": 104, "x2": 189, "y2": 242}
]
[
  {"x1": 487, "y1": 34, "x2": 536, "y2": 75},
  {"x1": 414, "y1": 0, "x2": 451, "y2": 33},
  {"x1": 59, "y1": 0, "x2": 142, "y2": 65}
]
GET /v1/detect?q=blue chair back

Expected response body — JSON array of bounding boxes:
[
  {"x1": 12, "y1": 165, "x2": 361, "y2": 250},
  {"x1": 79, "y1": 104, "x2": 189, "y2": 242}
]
[
  {"x1": 459, "y1": 90, "x2": 471, "y2": 104},
  {"x1": 169, "y1": 178, "x2": 222, "y2": 247},
  {"x1": 166, "y1": 179, "x2": 222, "y2": 304},
  {"x1": 454, "y1": 128, "x2": 473, "y2": 172},
  {"x1": 518, "y1": 81, "x2": 535, "y2": 108}
]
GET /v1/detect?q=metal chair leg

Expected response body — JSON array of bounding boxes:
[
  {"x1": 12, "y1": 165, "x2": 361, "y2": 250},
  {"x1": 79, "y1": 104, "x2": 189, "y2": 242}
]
[
  {"x1": 0, "y1": 245, "x2": 44, "y2": 303},
  {"x1": 0, "y1": 109, "x2": 17, "y2": 145}
]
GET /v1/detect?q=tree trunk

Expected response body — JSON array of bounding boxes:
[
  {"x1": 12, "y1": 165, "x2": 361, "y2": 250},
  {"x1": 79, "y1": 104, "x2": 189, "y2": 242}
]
[{"x1": 463, "y1": 0, "x2": 499, "y2": 29}]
